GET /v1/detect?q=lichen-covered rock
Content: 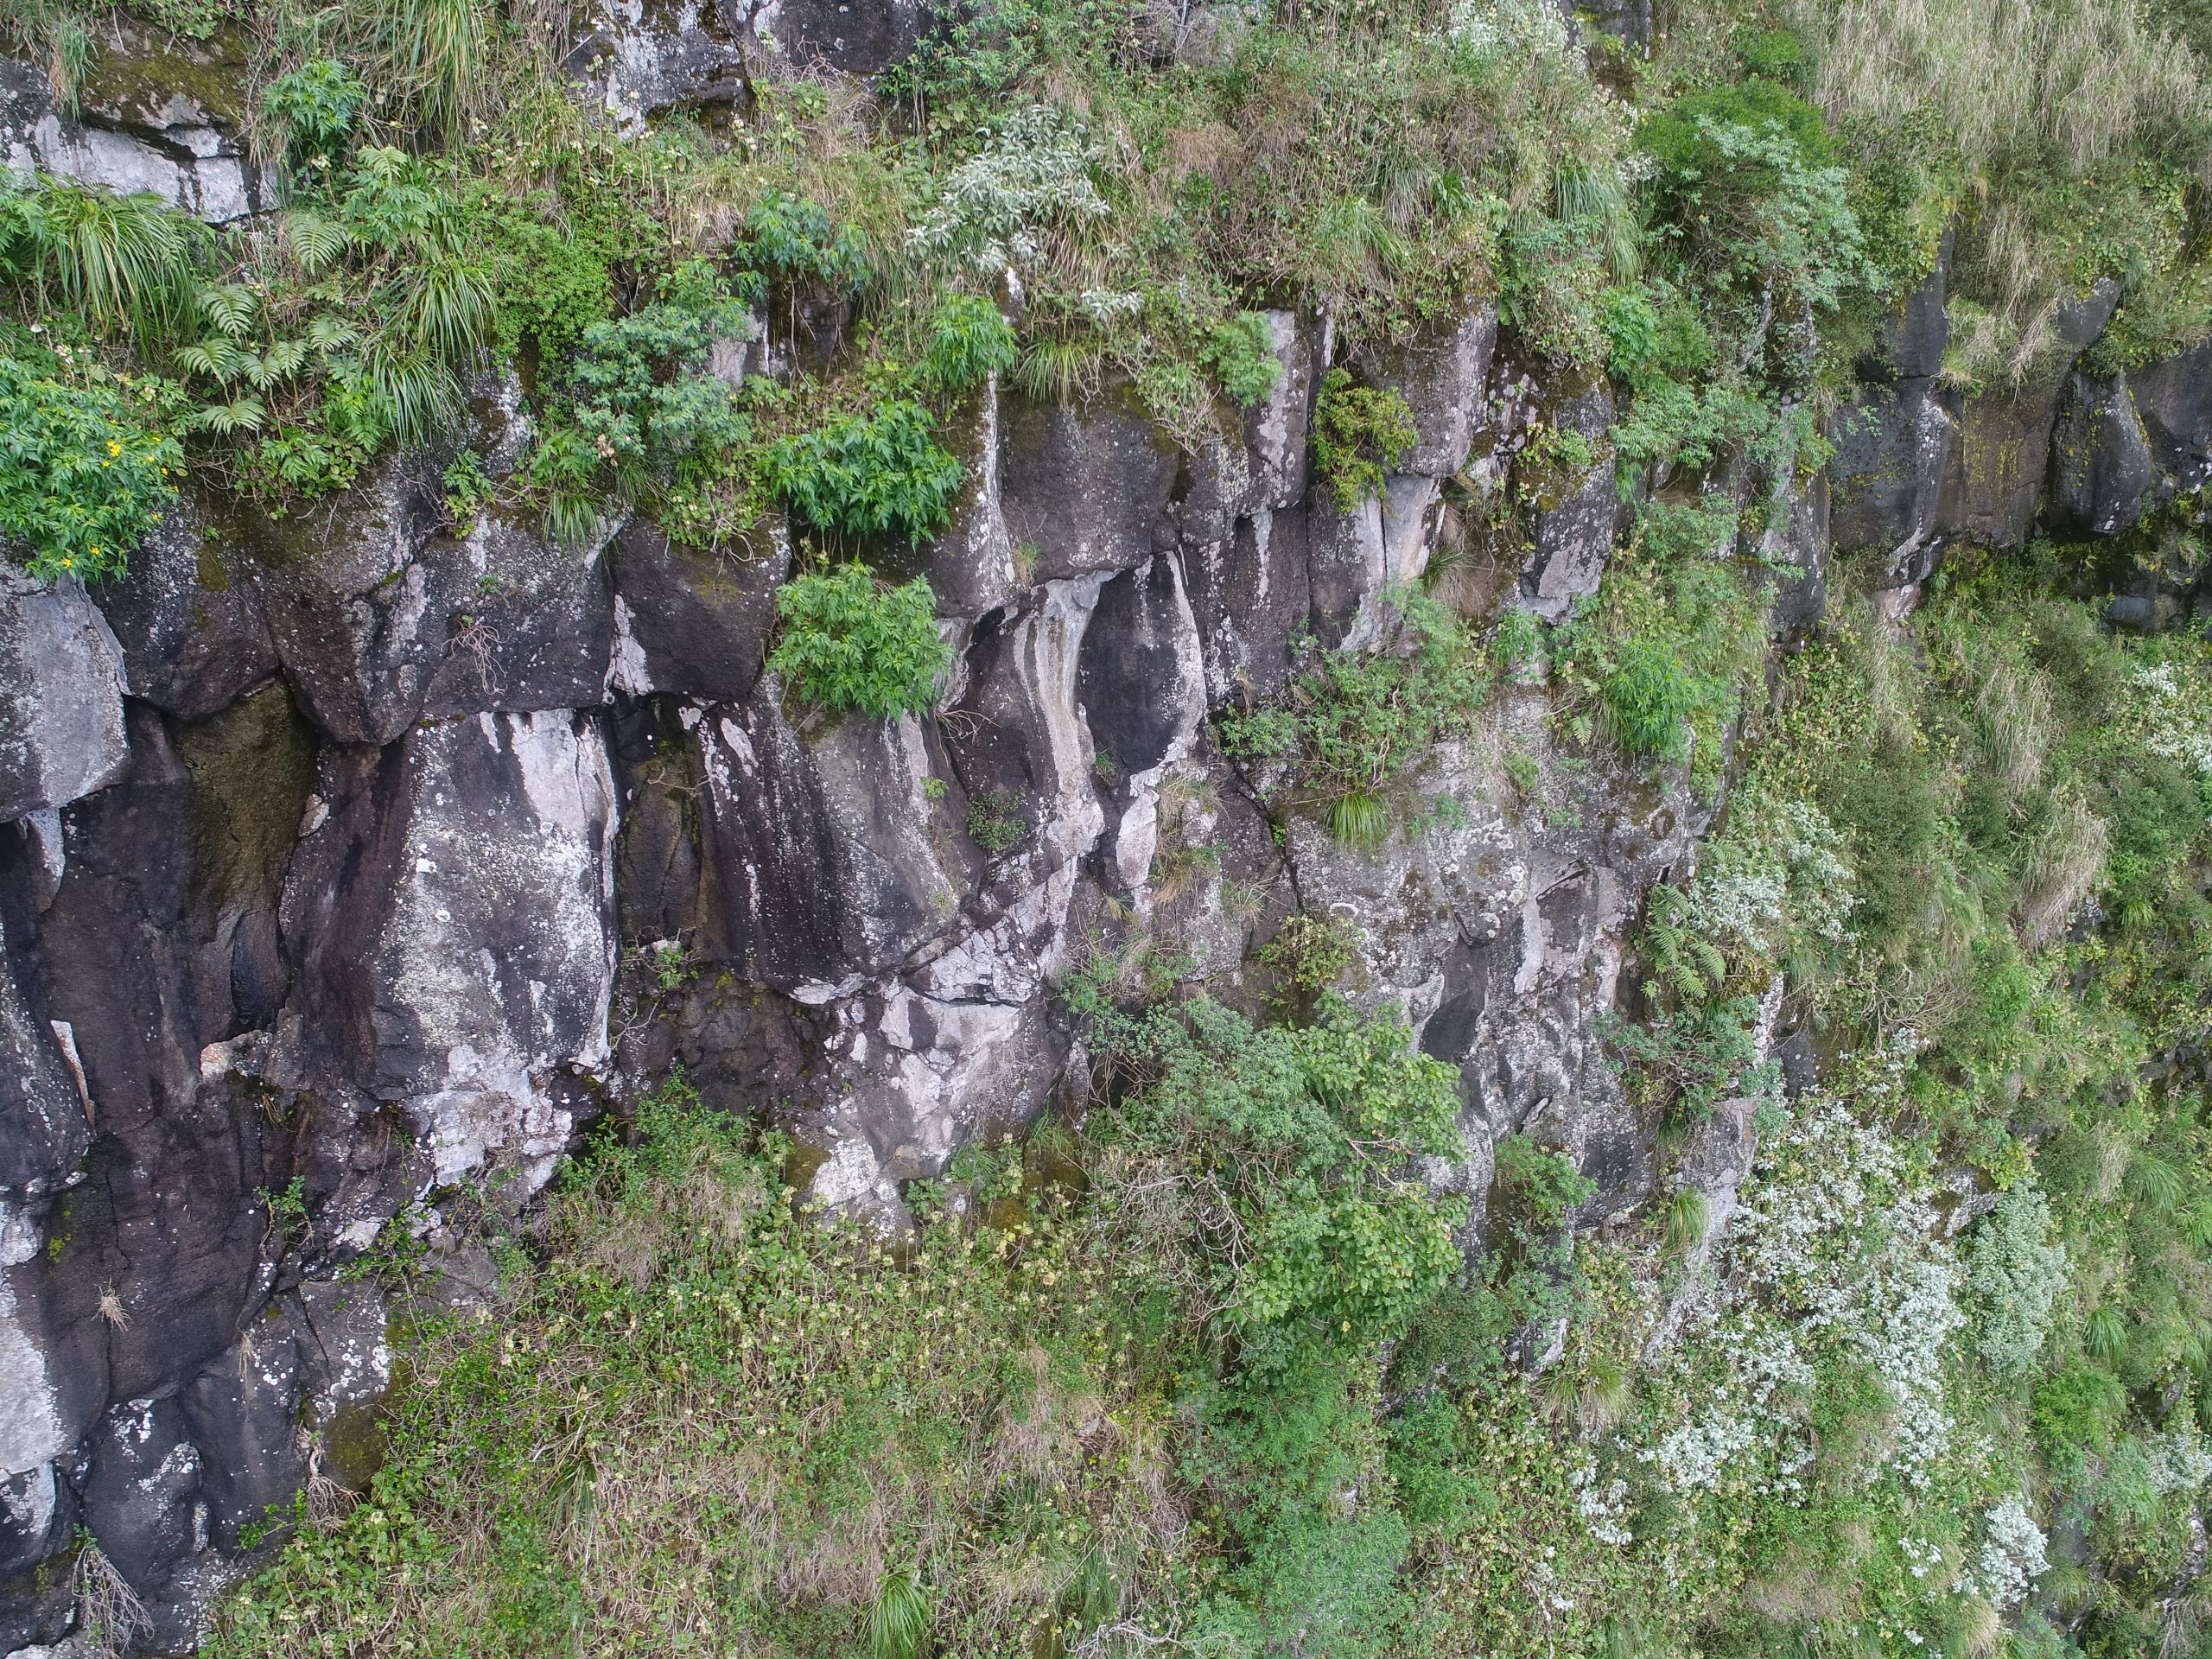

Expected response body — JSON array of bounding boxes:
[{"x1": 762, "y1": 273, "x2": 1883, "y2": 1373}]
[
  {"x1": 1281, "y1": 698, "x2": 1708, "y2": 1228},
  {"x1": 687, "y1": 683, "x2": 969, "y2": 990},
  {"x1": 1182, "y1": 508, "x2": 1312, "y2": 706},
  {"x1": 236, "y1": 459, "x2": 616, "y2": 746},
  {"x1": 0, "y1": 575, "x2": 129, "y2": 826},
  {"x1": 1, "y1": 35, "x2": 266, "y2": 225},
  {"x1": 280, "y1": 710, "x2": 619, "y2": 1191},
  {"x1": 1951, "y1": 280, "x2": 2121, "y2": 548},
  {"x1": 1758, "y1": 468, "x2": 1829, "y2": 637},
  {"x1": 1520, "y1": 377, "x2": 1619, "y2": 621},
  {"x1": 1958, "y1": 391, "x2": 2061, "y2": 550},
  {"x1": 582, "y1": 0, "x2": 753, "y2": 131},
  {"x1": 1176, "y1": 312, "x2": 1316, "y2": 705},
  {"x1": 1355, "y1": 302, "x2": 1499, "y2": 479}
]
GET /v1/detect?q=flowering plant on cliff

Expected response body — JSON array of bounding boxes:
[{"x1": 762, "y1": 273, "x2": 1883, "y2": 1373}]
[{"x1": 0, "y1": 351, "x2": 182, "y2": 585}]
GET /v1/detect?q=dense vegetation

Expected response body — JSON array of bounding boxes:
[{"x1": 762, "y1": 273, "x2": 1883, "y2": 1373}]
[
  {"x1": 205, "y1": 563, "x2": 2212, "y2": 1659},
  {"x1": 8, "y1": 0, "x2": 2212, "y2": 1652}
]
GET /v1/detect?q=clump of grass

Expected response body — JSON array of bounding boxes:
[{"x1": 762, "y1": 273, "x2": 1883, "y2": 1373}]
[
  {"x1": 1662, "y1": 1187, "x2": 1712, "y2": 1256},
  {"x1": 210, "y1": 1080, "x2": 1185, "y2": 1657}
]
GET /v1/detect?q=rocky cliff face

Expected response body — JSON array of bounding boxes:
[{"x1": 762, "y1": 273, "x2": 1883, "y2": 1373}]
[{"x1": 3, "y1": 36, "x2": 2211, "y2": 1657}]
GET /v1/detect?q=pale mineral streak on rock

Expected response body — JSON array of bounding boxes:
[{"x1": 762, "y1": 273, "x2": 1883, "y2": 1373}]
[{"x1": 0, "y1": 576, "x2": 130, "y2": 826}]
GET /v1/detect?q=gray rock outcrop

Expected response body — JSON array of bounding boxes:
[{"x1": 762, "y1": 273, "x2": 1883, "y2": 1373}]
[
  {"x1": 0, "y1": 578, "x2": 129, "y2": 826},
  {"x1": 3, "y1": 131, "x2": 2210, "y2": 1648}
]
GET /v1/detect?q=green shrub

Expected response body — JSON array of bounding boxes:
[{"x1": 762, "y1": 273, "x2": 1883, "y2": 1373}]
[
  {"x1": 1637, "y1": 81, "x2": 1876, "y2": 314},
  {"x1": 1312, "y1": 369, "x2": 1416, "y2": 511},
  {"x1": 964, "y1": 785, "x2": 1027, "y2": 855},
  {"x1": 2033, "y1": 1359, "x2": 2126, "y2": 1459},
  {"x1": 918, "y1": 294, "x2": 1015, "y2": 395},
  {"x1": 1641, "y1": 80, "x2": 1835, "y2": 181},
  {"x1": 1203, "y1": 311, "x2": 1283, "y2": 408},
  {"x1": 741, "y1": 191, "x2": 870, "y2": 291},
  {"x1": 1603, "y1": 636, "x2": 1698, "y2": 759},
  {"x1": 1386, "y1": 1390, "x2": 1491, "y2": 1533},
  {"x1": 1261, "y1": 912, "x2": 1358, "y2": 998},
  {"x1": 1217, "y1": 588, "x2": 1482, "y2": 839},
  {"x1": 1487, "y1": 1134, "x2": 1595, "y2": 1331},
  {"x1": 264, "y1": 60, "x2": 367, "y2": 164},
  {"x1": 1187, "y1": 1336, "x2": 1413, "y2": 1659},
  {"x1": 1491, "y1": 607, "x2": 1544, "y2": 672},
  {"x1": 562, "y1": 270, "x2": 753, "y2": 470},
  {"x1": 1733, "y1": 27, "x2": 1808, "y2": 84},
  {"x1": 769, "y1": 562, "x2": 950, "y2": 720},
  {"x1": 1100, "y1": 994, "x2": 1465, "y2": 1343},
  {"x1": 763, "y1": 401, "x2": 964, "y2": 546},
  {"x1": 486, "y1": 211, "x2": 617, "y2": 364},
  {"x1": 1492, "y1": 1134, "x2": 1595, "y2": 1234},
  {"x1": 0, "y1": 353, "x2": 182, "y2": 583}
]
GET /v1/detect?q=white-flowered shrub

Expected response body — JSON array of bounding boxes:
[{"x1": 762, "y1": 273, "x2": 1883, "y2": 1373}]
[
  {"x1": 1965, "y1": 1179, "x2": 2068, "y2": 1377},
  {"x1": 2129, "y1": 662, "x2": 2212, "y2": 773},
  {"x1": 1969, "y1": 1495, "x2": 2049, "y2": 1611},
  {"x1": 1451, "y1": 0, "x2": 1574, "y2": 60},
  {"x1": 1672, "y1": 791, "x2": 1856, "y2": 968},
  {"x1": 2144, "y1": 1423, "x2": 2212, "y2": 1495},
  {"x1": 910, "y1": 105, "x2": 1112, "y2": 276},
  {"x1": 1569, "y1": 1459, "x2": 1634, "y2": 1546}
]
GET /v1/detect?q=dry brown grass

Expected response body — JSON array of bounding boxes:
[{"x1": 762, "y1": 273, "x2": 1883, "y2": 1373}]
[
  {"x1": 2012, "y1": 785, "x2": 2110, "y2": 948},
  {"x1": 1795, "y1": 0, "x2": 2210, "y2": 179}
]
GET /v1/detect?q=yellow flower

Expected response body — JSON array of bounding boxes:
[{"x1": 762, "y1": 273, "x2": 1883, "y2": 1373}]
[
  {"x1": 105, "y1": 441, "x2": 120, "y2": 456},
  {"x1": 89, "y1": 546, "x2": 99, "y2": 557}
]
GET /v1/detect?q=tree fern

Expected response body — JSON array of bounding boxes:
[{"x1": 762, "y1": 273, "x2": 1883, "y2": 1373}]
[{"x1": 197, "y1": 283, "x2": 258, "y2": 339}]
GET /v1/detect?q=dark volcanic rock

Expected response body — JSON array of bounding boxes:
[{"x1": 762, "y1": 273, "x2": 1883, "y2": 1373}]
[
  {"x1": 690, "y1": 683, "x2": 970, "y2": 992},
  {"x1": 608, "y1": 521, "x2": 786, "y2": 703},
  {"x1": 1001, "y1": 384, "x2": 1180, "y2": 582},
  {"x1": 1078, "y1": 556, "x2": 1207, "y2": 783},
  {"x1": 2049, "y1": 371, "x2": 2154, "y2": 537},
  {"x1": 1873, "y1": 229, "x2": 1951, "y2": 381},
  {"x1": 97, "y1": 496, "x2": 278, "y2": 723},
  {"x1": 750, "y1": 0, "x2": 925, "y2": 74},
  {"x1": 1827, "y1": 377, "x2": 1959, "y2": 578},
  {"x1": 2133, "y1": 335, "x2": 2212, "y2": 512}
]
